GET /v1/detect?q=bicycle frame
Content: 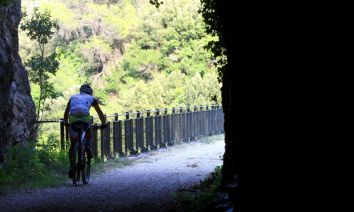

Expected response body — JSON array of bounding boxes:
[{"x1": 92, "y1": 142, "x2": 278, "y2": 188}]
[{"x1": 72, "y1": 124, "x2": 91, "y2": 186}]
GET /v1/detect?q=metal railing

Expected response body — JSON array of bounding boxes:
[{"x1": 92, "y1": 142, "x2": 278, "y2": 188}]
[{"x1": 39, "y1": 104, "x2": 224, "y2": 160}]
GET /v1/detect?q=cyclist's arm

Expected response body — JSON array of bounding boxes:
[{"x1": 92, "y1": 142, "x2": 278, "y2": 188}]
[
  {"x1": 92, "y1": 99, "x2": 106, "y2": 124},
  {"x1": 63, "y1": 99, "x2": 71, "y2": 124}
]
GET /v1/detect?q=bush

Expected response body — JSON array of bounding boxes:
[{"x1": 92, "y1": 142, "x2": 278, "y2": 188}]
[
  {"x1": 37, "y1": 145, "x2": 69, "y2": 176},
  {"x1": 0, "y1": 143, "x2": 45, "y2": 186},
  {"x1": 0, "y1": 142, "x2": 69, "y2": 192}
]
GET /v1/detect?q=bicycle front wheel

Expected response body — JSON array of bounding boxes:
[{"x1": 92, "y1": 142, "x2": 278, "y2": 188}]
[{"x1": 83, "y1": 155, "x2": 91, "y2": 184}]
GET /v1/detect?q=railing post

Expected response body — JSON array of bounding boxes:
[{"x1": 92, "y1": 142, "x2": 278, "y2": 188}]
[
  {"x1": 218, "y1": 104, "x2": 224, "y2": 133},
  {"x1": 113, "y1": 113, "x2": 124, "y2": 157},
  {"x1": 198, "y1": 105, "x2": 202, "y2": 138},
  {"x1": 65, "y1": 121, "x2": 69, "y2": 143},
  {"x1": 106, "y1": 121, "x2": 111, "y2": 159},
  {"x1": 177, "y1": 106, "x2": 180, "y2": 143},
  {"x1": 220, "y1": 104, "x2": 225, "y2": 133},
  {"x1": 156, "y1": 109, "x2": 160, "y2": 145},
  {"x1": 100, "y1": 114, "x2": 108, "y2": 160},
  {"x1": 92, "y1": 123, "x2": 98, "y2": 158},
  {"x1": 113, "y1": 113, "x2": 119, "y2": 157},
  {"x1": 215, "y1": 104, "x2": 218, "y2": 133},
  {"x1": 163, "y1": 108, "x2": 170, "y2": 146},
  {"x1": 60, "y1": 119, "x2": 65, "y2": 150},
  {"x1": 204, "y1": 106, "x2": 207, "y2": 134},
  {"x1": 179, "y1": 107, "x2": 185, "y2": 142},
  {"x1": 154, "y1": 109, "x2": 161, "y2": 148},
  {"x1": 137, "y1": 111, "x2": 140, "y2": 152},
  {"x1": 212, "y1": 105, "x2": 216, "y2": 134},
  {"x1": 124, "y1": 112, "x2": 129, "y2": 154},
  {"x1": 214, "y1": 105, "x2": 217, "y2": 134},
  {"x1": 136, "y1": 111, "x2": 143, "y2": 152},
  {"x1": 206, "y1": 105, "x2": 210, "y2": 135},
  {"x1": 100, "y1": 116, "x2": 104, "y2": 160},
  {"x1": 171, "y1": 107, "x2": 176, "y2": 145},
  {"x1": 125, "y1": 112, "x2": 135, "y2": 155},
  {"x1": 192, "y1": 105, "x2": 197, "y2": 140},
  {"x1": 146, "y1": 110, "x2": 154, "y2": 150},
  {"x1": 186, "y1": 105, "x2": 191, "y2": 141}
]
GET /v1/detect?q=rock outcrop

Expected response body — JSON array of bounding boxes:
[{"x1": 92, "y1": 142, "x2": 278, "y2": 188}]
[{"x1": 0, "y1": 0, "x2": 36, "y2": 162}]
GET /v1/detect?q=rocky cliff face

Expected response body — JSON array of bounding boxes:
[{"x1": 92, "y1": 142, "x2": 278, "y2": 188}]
[{"x1": 0, "y1": 0, "x2": 36, "y2": 162}]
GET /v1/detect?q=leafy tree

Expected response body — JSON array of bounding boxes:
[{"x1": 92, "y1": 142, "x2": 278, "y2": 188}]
[
  {"x1": 20, "y1": 8, "x2": 60, "y2": 121},
  {"x1": 19, "y1": 0, "x2": 221, "y2": 118}
]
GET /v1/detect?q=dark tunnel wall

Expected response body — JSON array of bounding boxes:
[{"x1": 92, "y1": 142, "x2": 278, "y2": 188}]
[{"x1": 214, "y1": 0, "x2": 352, "y2": 210}]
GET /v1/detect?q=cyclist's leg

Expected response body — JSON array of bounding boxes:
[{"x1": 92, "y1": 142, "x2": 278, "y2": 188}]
[
  {"x1": 85, "y1": 126, "x2": 93, "y2": 159},
  {"x1": 68, "y1": 125, "x2": 79, "y2": 178}
]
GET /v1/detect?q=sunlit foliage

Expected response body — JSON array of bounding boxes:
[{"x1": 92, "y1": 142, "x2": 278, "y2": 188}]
[{"x1": 20, "y1": 0, "x2": 221, "y2": 145}]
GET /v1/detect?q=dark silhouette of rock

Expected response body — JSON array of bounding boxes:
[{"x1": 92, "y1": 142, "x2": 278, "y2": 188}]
[{"x1": 0, "y1": 0, "x2": 36, "y2": 162}]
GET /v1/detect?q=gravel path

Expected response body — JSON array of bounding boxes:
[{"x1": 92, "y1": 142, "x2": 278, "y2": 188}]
[{"x1": 0, "y1": 135, "x2": 224, "y2": 212}]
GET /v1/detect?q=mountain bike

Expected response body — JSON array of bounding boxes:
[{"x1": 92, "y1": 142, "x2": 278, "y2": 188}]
[{"x1": 71, "y1": 121, "x2": 106, "y2": 186}]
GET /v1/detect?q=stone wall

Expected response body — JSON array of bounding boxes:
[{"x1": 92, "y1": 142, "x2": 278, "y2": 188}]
[{"x1": 0, "y1": 0, "x2": 36, "y2": 162}]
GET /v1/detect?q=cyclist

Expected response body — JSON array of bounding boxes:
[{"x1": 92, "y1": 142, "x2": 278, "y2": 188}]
[{"x1": 63, "y1": 84, "x2": 106, "y2": 178}]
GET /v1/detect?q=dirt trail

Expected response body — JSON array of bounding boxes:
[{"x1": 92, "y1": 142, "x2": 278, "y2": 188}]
[{"x1": 0, "y1": 135, "x2": 224, "y2": 212}]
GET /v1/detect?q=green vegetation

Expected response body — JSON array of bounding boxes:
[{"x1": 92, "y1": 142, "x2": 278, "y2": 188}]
[
  {"x1": 172, "y1": 165, "x2": 223, "y2": 211},
  {"x1": 19, "y1": 0, "x2": 221, "y2": 147},
  {"x1": 0, "y1": 142, "x2": 133, "y2": 193},
  {"x1": 21, "y1": 8, "x2": 60, "y2": 122},
  {"x1": 0, "y1": 143, "x2": 68, "y2": 192},
  {"x1": 0, "y1": 0, "x2": 13, "y2": 5}
]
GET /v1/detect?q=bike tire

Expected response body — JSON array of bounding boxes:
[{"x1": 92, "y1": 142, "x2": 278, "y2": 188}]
[
  {"x1": 82, "y1": 144, "x2": 91, "y2": 184},
  {"x1": 81, "y1": 160, "x2": 86, "y2": 184},
  {"x1": 81, "y1": 149, "x2": 87, "y2": 184},
  {"x1": 72, "y1": 125, "x2": 91, "y2": 186},
  {"x1": 78, "y1": 134, "x2": 85, "y2": 185},
  {"x1": 85, "y1": 155, "x2": 91, "y2": 183},
  {"x1": 72, "y1": 141, "x2": 79, "y2": 186}
]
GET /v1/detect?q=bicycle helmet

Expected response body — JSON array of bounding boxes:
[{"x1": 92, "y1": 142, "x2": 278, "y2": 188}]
[{"x1": 80, "y1": 84, "x2": 93, "y2": 95}]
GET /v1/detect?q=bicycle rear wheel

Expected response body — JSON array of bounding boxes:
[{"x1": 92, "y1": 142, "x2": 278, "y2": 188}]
[
  {"x1": 75, "y1": 143, "x2": 86, "y2": 185},
  {"x1": 78, "y1": 142, "x2": 87, "y2": 184},
  {"x1": 72, "y1": 125, "x2": 91, "y2": 186},
  {"x1": 72, "y1": 142, "x2": 79, "y2": 186}
]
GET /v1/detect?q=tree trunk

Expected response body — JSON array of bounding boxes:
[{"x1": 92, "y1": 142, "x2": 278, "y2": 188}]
[{"x1": 0, "y1": 0, "x2": 36, "y2": 162}]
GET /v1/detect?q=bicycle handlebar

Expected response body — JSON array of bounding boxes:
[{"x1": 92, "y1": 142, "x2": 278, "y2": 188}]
[
  {"x1": 92, "y1": 123, "x2": 108, "y2": 130},
  {"x1": 63, "y1": 122, "x2": 108, "y2": 130}
]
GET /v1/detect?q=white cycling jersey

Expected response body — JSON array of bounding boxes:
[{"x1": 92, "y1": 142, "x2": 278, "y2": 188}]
[{"x1": 69, "y1": 93, "x2": 95, "y2": 116}]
